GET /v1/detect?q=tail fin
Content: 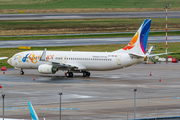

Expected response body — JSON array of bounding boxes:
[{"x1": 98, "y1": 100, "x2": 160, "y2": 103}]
[
  {"x1": 113, "y1": 19, "x2": 151, "y2": 55},
  {"x1": 28, "y1": 102, "x2": 39, "y2": 120}
]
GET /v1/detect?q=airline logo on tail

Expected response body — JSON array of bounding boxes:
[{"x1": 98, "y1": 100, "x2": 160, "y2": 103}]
[
  {"x1": 121, "y1": 19, "x2": 151, "y2": 55},
  {"x1": 123, "y1": 32, "x2": 139, "y2": 50}
]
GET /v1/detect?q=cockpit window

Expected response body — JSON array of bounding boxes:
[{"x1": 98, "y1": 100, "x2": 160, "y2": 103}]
[{"x1": 13, "y1": 54, "x2": 19, "y2": 60}]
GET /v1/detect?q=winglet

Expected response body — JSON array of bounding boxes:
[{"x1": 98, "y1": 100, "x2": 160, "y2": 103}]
[
  {"x1": 144, "y1": 46, "x2": 153, "y2": 61},
  {"x1": 40, "y1": 48, "x2": 46, "y2": 61},
  {"x1": 146, "y1": 46, "x2": 153, "y2": 56},
  {"x1": 28, "y1": 102, "x2": 39, "y2": 120}
]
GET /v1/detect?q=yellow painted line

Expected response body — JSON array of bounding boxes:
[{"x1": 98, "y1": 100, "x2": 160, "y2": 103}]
[
  {"x1": 20, "y1": 10, "x2": 24, "y2": 13},
  {"x1": 19, "y1": 46, "x2": 31, "y2": 49}
]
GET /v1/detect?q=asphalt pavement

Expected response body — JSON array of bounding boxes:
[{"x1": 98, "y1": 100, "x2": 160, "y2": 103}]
[
  {"x1": 0, "y1": 36, "x2": 179, "y2": 48},
  {"x1": 1, "y1": 63, "x2": 180, "y2": 119},
  {"x1": 1, "y1": 11, "x2": 180, "y2": 20}
]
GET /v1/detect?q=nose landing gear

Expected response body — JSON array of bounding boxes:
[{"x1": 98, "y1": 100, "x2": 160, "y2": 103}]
[
  {"x1": 19, "y1": 68, "x2": 24, "y2": 75},
  {"x1": 20, "y1": 71, "x2": 24, "y2": 75}
]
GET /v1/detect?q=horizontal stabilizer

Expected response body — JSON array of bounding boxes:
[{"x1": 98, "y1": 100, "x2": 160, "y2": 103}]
[{"x1": 148, "y1": 52, "x2": 173, "y2": 57}]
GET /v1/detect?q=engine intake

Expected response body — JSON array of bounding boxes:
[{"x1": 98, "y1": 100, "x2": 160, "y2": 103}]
[{"x1": 38, "y1": 64, "x2": 58, "y2": 74}]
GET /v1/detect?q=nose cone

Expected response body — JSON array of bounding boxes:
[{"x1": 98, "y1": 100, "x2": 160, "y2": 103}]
[
  {"x1": 7, "y1": 58, "x2": 12, "y2": 65},
  {"x1": 7, "y1": 59, "x2": 10, "y2": 64}
]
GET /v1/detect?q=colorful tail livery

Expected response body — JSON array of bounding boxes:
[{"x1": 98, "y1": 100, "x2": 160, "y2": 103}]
[
  {"x1": 114, "y1": 19, "x2": 151, "y2": 54},
  {"x1": 28, "y1": 102, "x2": 39, "y2": 120}
]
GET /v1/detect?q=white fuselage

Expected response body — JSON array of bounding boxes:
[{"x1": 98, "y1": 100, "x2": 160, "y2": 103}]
[{"x1": 8, "y1": 51, "x2": 141, "y2": 71}]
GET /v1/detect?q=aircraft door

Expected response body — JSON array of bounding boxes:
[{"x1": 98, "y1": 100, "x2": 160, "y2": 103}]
[{"x1": 116, "y1": 55, "x2": 121, "y2": 65}]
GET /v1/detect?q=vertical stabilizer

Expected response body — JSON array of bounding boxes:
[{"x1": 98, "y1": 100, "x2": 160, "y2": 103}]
[
  {"x1": 113, "y1": 19, "x2": 151, "y2": 55},
  {"x1": 28, "y1": 102, "x2": 39, "y2": 120}
]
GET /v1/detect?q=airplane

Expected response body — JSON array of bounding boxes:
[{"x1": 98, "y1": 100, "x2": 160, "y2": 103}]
[
  {"x1": 0, "y1": 102, "x2": 41, "y2": 120},
  {"x1": 7, "y1": 19, "x2": 169, "y2": 77},
  {"x1": 28, "y1": 102, "x2": 45, "y2": 120},
  {"x1": 28, "y1": 102, "x2": 39, "y2": 120}
]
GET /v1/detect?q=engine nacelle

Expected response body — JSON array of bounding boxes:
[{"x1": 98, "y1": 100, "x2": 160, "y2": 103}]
[{"x1": 38, "y1": 64, "x2": 58, "y2": 74}]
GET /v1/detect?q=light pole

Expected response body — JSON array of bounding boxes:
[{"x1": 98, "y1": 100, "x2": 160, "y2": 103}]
[
  {"x1": 132, "y1": 89, "x2": 137, "y2": 119},
  {"x1": 59, "y1": 93, "x2": 62, "y2": 120},
  {"x1": 2, "y1": 94, "x2": 5, "y2": 120}
]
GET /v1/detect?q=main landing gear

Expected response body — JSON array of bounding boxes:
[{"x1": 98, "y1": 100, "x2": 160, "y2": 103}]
[
  {"x1": 65, "y1": 71, "x2": 91, "y2": 77},
  {"x1": 66, "y1": 71, "x2": 73, "y2": 77},
  {"x1": 83, "y1": 71, "x2": 90, "y2": 77}
]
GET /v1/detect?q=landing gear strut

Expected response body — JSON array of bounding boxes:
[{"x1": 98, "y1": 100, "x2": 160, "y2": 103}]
[
  {"x1": 66, "y1": 71, "x2": 73, "y2": 77},
  {"x1": 19, "y1": 68, "x2": 24, "y2": 75},
  {"x1": 83, "y1": 71, "x2": 90, "y2": 77}
]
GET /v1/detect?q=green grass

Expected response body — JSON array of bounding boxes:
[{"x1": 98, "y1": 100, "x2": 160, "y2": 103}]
[
  {"x1": 1, "y1": 18, "x2": 147, "y2": 30},
  {"x1": 0, "y1": 42, "x2": 179, "y2": 68},
  {"x1": 0, "y1": 0, "x2": 179, "y2": 9},
  {"x1": 1, "y1": 18, "x2": 180, "y2": 36},
  {"x1": 0, "y1": 31, "x2": 180, "y2": 41}
]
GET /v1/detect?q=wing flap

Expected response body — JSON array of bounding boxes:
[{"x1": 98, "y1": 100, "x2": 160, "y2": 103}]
[{"x1": 50, "y1": 62, "x2": 86, "y2": 70}]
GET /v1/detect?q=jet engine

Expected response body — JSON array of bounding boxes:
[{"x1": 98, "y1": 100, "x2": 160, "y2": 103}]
[{"x1": 38, "y1": 64, "x2": 58, "y2": 74}]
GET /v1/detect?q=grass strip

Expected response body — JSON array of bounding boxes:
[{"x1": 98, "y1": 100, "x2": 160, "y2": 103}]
[
  {"x1": 0, "y1": 31, "x2": 180, "y2": 41},
  {"x1": 0, "y1": 0, "x2": 180, "y2": 9},
  {"x1": 1, "y1": 18, "x2": 180, "y2": 36}
]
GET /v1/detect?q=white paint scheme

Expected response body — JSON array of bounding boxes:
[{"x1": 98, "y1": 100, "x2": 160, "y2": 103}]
[{"x1": 7, "y1": 19, "x2": 153, "y2": 77}]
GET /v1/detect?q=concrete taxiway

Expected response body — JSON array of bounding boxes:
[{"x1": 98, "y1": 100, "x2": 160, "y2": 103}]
[
  {"x1": 0, "y1": 63, "x2": 180, "y2": 119},
  {"x1": 1, "y1": 11, "x2": 180, "y2": 20},
  {"x1": 1, "y1": 36, "x2": 180, "y2": 48}
]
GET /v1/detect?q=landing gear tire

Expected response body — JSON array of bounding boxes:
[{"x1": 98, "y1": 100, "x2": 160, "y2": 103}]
[
  {"x1": 83, "y1": 72, "x2": 87, "y2": 77},
  {"x1": 66, "y1": 72, "x2": 70, "y2": 77},
  {"x1": 20, "y1": 71, "x2": 24, "y2": 75},
  {"x1": 66, "y1": 72, "x2": 73, "y2": 77},
  {"x1": 69, "y1": 72, "x2": 73, "y2": 77},
  {"x1": 83, "y1": 71, "x2": 90, "y2": 77},
  {"x1": 86, "y1": 72, "x2": 90, "y2": 77}
]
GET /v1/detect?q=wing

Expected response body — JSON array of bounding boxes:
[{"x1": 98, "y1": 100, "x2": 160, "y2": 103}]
[
  {"x1": 0, "y1": 57, "x2": 8, "y2": 60},
  {"x1": 40, "y1": 48, "x2": 86, "y2": 70},
  {"x1": 50, "y1": 61, "x2": 87, "y2": 70}
]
